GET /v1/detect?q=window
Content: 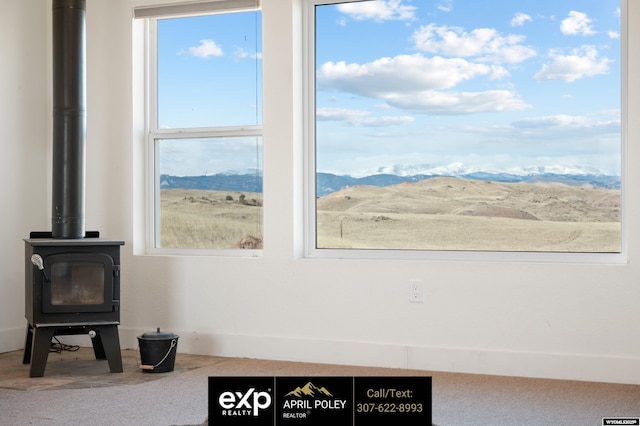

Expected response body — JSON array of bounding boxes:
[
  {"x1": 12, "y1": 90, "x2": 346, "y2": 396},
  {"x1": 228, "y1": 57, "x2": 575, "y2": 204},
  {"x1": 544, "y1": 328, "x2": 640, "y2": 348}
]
[
  {"x1": 138, "y1": 1, "x2": 263, "y2": 253},
  {"x1": 306, "y1": 0, "x2": 623, "y2": 257}
]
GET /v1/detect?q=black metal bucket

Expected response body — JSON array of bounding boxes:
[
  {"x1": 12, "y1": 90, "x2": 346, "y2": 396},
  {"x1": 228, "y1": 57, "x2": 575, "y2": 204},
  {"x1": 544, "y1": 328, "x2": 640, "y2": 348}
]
[{"x1": 137, "y1": 328, "x2": 179, "y2": 373}]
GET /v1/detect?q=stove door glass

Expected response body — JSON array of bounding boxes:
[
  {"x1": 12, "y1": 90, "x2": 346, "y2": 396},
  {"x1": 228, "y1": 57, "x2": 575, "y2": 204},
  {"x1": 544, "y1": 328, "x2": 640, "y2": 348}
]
[
  {"x1": 51, "y1": 262, "x2": 104, "y2": 305},
  {"x1": 42, "y1": 253, "x2": 115, "y2": 313}
]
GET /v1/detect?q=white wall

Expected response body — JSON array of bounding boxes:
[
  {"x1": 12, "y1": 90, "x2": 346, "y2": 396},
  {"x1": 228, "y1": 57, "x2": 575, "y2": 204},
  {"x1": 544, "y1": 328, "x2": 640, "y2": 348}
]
[
  {"x1": 2, "y1": 0, "x2": 639, "y2": 385},
  {"x1": 0, "y1": 1, "x2": 48, "y2": 352}
]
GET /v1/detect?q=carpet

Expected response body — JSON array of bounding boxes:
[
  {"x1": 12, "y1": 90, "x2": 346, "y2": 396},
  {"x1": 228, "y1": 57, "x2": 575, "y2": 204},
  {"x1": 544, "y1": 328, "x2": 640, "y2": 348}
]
[{"x1": 1, "y1": 348, "x2": 639, "y2": 425}]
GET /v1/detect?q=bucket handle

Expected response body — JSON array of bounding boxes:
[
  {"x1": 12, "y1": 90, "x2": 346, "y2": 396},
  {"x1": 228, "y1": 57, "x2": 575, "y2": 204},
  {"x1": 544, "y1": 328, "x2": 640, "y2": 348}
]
[{"x1": 139, "y1": 339, "x2": 177, "y2": 371}]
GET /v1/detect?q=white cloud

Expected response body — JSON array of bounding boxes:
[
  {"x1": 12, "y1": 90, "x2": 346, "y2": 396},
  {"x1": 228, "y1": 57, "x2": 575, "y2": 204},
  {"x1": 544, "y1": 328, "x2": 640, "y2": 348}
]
[
  {"x1": 337, "y1": 0, "x2": 415, "y2": 22},
  {"x1": 437, "y1": 0, "x2": 453, "y2": 13},
  {"x1": 384, "y1": 90, "x2": 531, "y2": 114},
  {"x1": 511, "y1": 13, "x2": 532, "y2": 27},
  {"x1": 318, "y1": 54, "x2": 501, "y2": 95},
  {"x1": 234, "y1": 47, "x2": 262, "y2": 60},
  {"x1": 317, "y1": 107, "x2": 369, "y2": 121},
  {"x1": 534, "y1": 45, "x2": 611, "y2": 82},
  {"x1": 512, "y1": 114, "x2": 603, "y2": 130},
  {"x1": 560, "y1": 11, "x2": 596, "y2": 36},
  {"x1": 317, "y1": 53, "x2": 529, "y2": 114},
  {"x1": 317, "y1": 107, "x2": 414, "y2": 127},
  {"x1": 506, "y1": 114, "x2": 621, "y2": 144},
  {"x1": 412, "y1": 24, "x2": 536, "y2": 64},
  {"x1": 187, "y1": 39, "x2": 223, "y2": 58},
  {"x1": 608, "y1": 31, "x2": 620, "y2": 39}
]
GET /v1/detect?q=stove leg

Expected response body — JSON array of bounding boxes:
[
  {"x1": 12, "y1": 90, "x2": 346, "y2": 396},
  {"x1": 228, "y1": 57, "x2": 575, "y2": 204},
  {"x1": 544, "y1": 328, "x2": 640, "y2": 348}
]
[
  {"x1": 29, "y1": 327, "x2": 55, "y2": 378},
  {"x1": 23, "y1": 324, "x2": 34, "y2": 364},
  {"x1": 91, "y1": 331, "x2": 107, "y2": 360},
  {"x1": 96, "y1": 325, "x2": 123, "y2": 373}
]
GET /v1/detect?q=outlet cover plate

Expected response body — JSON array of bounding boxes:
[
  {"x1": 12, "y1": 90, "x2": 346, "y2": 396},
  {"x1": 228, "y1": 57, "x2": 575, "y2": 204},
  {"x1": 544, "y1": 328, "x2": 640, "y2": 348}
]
[{"x1": 409, "y1": 279, "x2": 423, "y2": 303}]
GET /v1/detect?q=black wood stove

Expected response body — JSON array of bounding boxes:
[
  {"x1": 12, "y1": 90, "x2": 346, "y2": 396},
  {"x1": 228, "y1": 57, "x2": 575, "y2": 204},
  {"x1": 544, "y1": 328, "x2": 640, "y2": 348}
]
[
  {"x1": 22, "y1": 0, "x2": 125, "y2": 377},
  {"x1": 23, "y1": 232, "x2": 124, "y2": 377}
]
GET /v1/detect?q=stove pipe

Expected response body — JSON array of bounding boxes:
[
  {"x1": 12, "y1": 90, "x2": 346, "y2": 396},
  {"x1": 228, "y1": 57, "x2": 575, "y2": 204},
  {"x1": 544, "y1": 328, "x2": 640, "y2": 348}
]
[{"x1": 51, "y1": 0, "x2": 86, "y2": 238}]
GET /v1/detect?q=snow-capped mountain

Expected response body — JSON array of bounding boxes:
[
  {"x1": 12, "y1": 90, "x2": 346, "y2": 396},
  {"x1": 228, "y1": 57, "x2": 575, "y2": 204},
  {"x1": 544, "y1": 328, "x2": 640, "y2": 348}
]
[
  {"x1": 372, "y1": 162, "x2": 612, "y2": 178},
  {"x1": 159, "y1": 163, "x2": 620, "y2": 197}
]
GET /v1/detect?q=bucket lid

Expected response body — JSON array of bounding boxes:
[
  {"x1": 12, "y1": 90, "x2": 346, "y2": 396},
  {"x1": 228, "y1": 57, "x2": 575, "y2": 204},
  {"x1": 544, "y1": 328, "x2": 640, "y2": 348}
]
[{"x1": 138, "y1": 327, "x2": 178, "y2": 340}]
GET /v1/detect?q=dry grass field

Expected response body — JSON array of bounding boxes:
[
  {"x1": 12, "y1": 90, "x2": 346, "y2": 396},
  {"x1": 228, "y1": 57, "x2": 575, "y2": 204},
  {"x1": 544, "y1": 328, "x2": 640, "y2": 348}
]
[
  {"x1": 316, "y1": 177, "x2": 621, "y2": 252},
  {"x1": 160, "y1": 177, "x2": 621, "y2": 252},
  {"x1": 160, "y1": 188, "x2": 263, "y2": 249}
]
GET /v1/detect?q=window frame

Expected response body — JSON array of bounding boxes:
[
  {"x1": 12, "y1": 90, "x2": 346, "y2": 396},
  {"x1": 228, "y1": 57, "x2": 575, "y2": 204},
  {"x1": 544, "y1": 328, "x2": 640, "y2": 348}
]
[
  {"x1": 141, "y1": 2, "x2": 263, "y2": 257},
  {"x1": 302, "y1": 0, "x2": 628, "y2": 264}
]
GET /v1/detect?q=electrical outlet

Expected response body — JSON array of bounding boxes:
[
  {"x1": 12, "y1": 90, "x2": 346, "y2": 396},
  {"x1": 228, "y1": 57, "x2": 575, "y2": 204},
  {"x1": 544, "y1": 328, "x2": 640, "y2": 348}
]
[{"x1": 409, "y1": 279, "x2": 423, "y2": 303}]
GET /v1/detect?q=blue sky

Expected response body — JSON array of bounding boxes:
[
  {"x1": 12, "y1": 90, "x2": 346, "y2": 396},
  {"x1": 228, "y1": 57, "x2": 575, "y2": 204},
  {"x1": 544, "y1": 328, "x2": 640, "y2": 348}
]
[
  {"x1": 158, "y1": 0, "x2": 621, "y2": 179},
  {"x1": 158, "y1": 12, "x2": 262, "y2": 128},
  {"x1": 157, "y1": 11, "x2": 262, "y2": 176}
]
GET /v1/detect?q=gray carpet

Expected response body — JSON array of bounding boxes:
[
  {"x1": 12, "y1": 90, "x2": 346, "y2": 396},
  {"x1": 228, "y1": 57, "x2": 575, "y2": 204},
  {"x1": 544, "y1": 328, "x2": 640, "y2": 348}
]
[{"x1": 1, "y1": 348, "x2": 639, "y2": 425}]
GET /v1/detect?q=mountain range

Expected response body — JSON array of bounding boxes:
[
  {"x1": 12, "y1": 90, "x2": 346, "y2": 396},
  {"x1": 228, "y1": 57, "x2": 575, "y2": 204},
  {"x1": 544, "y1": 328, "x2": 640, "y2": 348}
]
[
  {"x1": 160, "y1": 167, "x2": 620, "y2": 197},
  {"x1": 284, "y1": 382, "x2": 334, "y2": 398}
]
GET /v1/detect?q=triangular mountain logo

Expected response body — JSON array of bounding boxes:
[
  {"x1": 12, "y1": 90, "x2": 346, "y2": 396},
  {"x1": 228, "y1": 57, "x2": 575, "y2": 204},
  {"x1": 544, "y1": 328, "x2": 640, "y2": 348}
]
[{"x1": 285, "y1": 382, "x2": 334, "y2": 398}]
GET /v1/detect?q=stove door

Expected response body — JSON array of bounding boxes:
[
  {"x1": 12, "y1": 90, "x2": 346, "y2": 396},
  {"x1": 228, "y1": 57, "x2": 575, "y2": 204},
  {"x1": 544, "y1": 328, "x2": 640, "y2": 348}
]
[{"x1": 42, "y1": 252, "x2": 116, "y2": 313}]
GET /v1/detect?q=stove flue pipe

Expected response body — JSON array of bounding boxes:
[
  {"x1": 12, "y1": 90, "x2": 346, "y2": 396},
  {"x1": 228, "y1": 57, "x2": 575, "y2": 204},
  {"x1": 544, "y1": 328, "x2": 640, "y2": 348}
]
[{"x1": 51, "y1": 0, "x2": 86, "y2": 238}]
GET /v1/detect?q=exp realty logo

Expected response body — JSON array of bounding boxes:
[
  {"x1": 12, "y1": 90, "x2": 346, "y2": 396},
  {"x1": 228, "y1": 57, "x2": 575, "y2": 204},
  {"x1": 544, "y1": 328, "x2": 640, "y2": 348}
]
[
  {"x1": 276, "y1": 377, "x2": 352, "y2": 425},
  {"x1": 209, "y1": 377, "x2": 275, "y2": 425}
]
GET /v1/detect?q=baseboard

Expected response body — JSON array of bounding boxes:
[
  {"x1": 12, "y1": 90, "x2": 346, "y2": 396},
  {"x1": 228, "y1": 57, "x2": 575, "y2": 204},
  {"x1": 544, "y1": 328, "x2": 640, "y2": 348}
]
[
  {"x1": 118, "y1": 327, "x2": 640, "y2": 385},
  {"x1": 7, "y1": 325, "x2": 639, "y2": 385},
  {"x1": 406, "y1": 346, "x2": 640, "y2": 385}
]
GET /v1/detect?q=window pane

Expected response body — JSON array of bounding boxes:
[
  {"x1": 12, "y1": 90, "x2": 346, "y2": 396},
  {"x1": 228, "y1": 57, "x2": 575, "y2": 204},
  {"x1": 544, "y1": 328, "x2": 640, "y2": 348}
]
[
  {"x1": 151, "y1": 7, "x2": 263, "y2": 252},
  {"x1": 314, "y1": 0, "x2": 621, "y2": 253},
  {"x1": 158, "y1": 137, "x2": 263, "y2": 249},
  {"x1": 157, "y1": 12, "x2": 262, "y2": 128}
]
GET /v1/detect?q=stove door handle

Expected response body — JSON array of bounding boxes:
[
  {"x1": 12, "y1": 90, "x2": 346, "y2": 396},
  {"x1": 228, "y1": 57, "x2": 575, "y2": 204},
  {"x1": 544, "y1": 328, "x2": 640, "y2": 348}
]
[
  {"x1": 30, "y1": 254, "x2": 44, "y2": 270},
  {"x1": 30, "y1": 254, "x2": 50, "y2": 282}
]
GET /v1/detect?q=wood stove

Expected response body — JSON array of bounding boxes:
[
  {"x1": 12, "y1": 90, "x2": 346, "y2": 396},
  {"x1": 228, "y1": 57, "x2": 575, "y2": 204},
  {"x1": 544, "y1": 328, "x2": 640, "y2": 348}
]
[
  {"x1": 23, "y1": 232, "x2": 124, "y2": 377},
  {"x1": 22, "y1": 0, "x2": 125, "y2": 377}
]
